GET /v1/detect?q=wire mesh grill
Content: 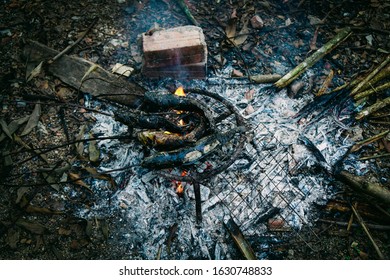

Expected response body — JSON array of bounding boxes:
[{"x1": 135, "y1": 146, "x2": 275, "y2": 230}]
[{"x1": 203, "y1": 119, "x2": 322, "y2": 243}]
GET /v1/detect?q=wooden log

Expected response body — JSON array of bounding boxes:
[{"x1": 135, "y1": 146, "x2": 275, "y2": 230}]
[
  {"x1": 23, "y1": 40, "x2": 145, "y2": 108},
  {"x1": 336, "y1": 170, "x2": 390, "y2": 205}
]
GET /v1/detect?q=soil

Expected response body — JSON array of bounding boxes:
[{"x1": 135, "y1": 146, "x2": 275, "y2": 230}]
[{"x1": 1, "y1": 0, "x2": 389, "y2": 260}]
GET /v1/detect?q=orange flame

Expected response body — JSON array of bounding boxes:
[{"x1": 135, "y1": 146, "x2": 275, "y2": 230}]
[
  {"x1": 175, "y1": 170, "x2": 188, "y2": 195},
  {"x1": 174, "y1": 86, "x2": 186, "y2": 97}
]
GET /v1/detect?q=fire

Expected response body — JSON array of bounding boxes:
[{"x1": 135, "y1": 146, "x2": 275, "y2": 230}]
[
  {"x1": 175, "y1": 170, "x2": 188, "y2": 195},
  {"x1": 173, "y1": 86, "x2": 186, "y2": 126},
  {"x1": 174, "y1": 86, "x2": 186, "y2": 97}
]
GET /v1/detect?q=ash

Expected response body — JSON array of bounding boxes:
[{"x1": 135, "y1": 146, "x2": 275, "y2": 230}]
[{"x1": 77, "y1": 72, "x2": 359, "y2": 259}]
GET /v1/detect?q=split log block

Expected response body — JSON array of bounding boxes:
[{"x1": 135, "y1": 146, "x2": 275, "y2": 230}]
[
  {"x1": 23, "y1": 40, "x2": 145, "y2": 108},
  {"x1": 142, "y1": 26, "x2": 207, "y2": 79}
]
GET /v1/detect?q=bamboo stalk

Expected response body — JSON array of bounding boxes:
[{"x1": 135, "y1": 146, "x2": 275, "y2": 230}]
[
  {"x1": 359, "y1": 153, "x2": 390, "y2": 161},
  {"x1": 318, "y1": 219, "x2": 390, "y2": 231},
  {"x1": 274, "y1": 27, "x2": 352, "y2": 88},
  {"x1": 350, "y1": 54, "x2": 390, "y2": 96},
  {"x1": 336, "y1": 170, "x2": 390, "y2": 205},
  {"x1": 224, "y1": 218, "x2": 257, "y2": 260},
  {"x1": 354, "y1": 81, "x2": 390, "y2": 101},
  {"x1": 356, "y1": 96, "x2": 390, "y2": 120},
  {"x1": 176, "y1": 0, "x2": 199, "y2": 26},
  {"x1": 250, "y1": 74, "x2": 282, "y2": 83},
  {"x1": 351, "y1": 204, "x2": 385, "y2": 259},
  {"x1": 350, "y1": 130, "x2": 389, "y2": 152},
  {"x1": 358, "y1": 65, "x2": 390, "y2": 92}
]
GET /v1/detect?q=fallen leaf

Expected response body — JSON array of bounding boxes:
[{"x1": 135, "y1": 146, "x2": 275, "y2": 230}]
[
  {"x1": 26, "y1": 61, "x2": 43, "y2": 82},
  {"x1": 88, "y1": 133, "x2": 100, "y2": 163},
  {"x1": 20, "y1": 103, "x2": 41, "y2": 136},
  {"x1": 81, "y1": 64, "x2": 98, "y2": 83},
  {"x1": 16, "y1": 187, "x2": 30, "y2": 204},
  {"x1": 245, "y1": 89, "x2": 255, "y2": 100},
  {"x1": 16, "y1": 218, "x2": 47, "y2": 235},
  {"x1": 83, "y1": 167, "x2": 116, "y2": 189},
  {"x1": 58, "y1": 228, "x2": 72, "y2": 236},
  {"x1": 0, "y1": 118, "x2": 13, "y2": 140},
  {"x1": 75, "y1": 125, "x2": 86, "y2": 158},
  {"x1": 226, "y1": 17, "x2": 237, "y2": 40},
  {"x1": 233, "y1": 20, "x2": 249, "y2": 46},
  {"x1": 68, "y1": 172, "x2": 93, "y2": 192}
]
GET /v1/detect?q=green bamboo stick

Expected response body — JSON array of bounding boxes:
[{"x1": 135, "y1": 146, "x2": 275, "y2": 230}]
[
  {"x1": 176, "y1": 0, "x2": 199, "y2": 26},
  {"x1": 354, "y1": 81, "x2": 390, "y2": 100},
  {"x1": 356, "y1": 96, "x2": 390, "y2": 120},
  {"x1": 274, "y1": 27, "x2": 352, "y2": 88},
  {"x1": 350, "y1": 54, "x2": 390, "y2": 96}
]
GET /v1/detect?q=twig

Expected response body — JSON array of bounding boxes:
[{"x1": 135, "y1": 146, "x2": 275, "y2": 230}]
[
  {"x1": 354, "y1": 81, "x2": 390, "y2": 101},
  {"x1": 275, "y1": 27, "x2": 352, "y2": 88},
  {"x1": 350, "y1": 54, "x2": 390, "y2": 96},
  {"x1": 48, "y1": 17, "x2": 99, "y2": 64},
  {"x1": 356, "y1": 96, "x2": 390, "y2": 120},
  {"x1": 318, "y1": 219, "x2": 390, "y2": 231},
  {"x1": 351, "y1": 203, "x2": 385, "y2": 259},
  {"x1": 359, "y1": 153, "x2": 390, "y2": 161},
  {"x1": 176, "y1": 0, "x2": 199, "y2": 26},
  {"x1": 350, "y1": 130, "x2": 389, "y2": 152}
]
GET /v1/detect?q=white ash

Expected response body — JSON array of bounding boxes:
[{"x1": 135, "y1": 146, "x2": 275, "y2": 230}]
[{"x1": 71, "y1": 71, "x2": 362, "y2": 259}]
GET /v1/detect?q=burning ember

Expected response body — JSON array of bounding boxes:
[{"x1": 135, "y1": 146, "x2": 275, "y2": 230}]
[{"x1": 174, "y1": 170, "x2": 188, "y2": 195}]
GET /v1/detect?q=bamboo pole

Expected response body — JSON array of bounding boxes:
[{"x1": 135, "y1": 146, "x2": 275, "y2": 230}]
[
  {"x1": 336, "y1": 170, "x2": 390, "y2": 205},
  {"x1": 350, "y1": 54, "x2": 390, "y2": 96},
  {"x1": 354, "y1": 81, "x2": 390, "y2": 101},
  {"x1": 224, "y1": 218, "x2": 257, "y2": 260},
  {"x1": 274, "y1": 27, "x2": 352, "y2": 88},
  {"x1": 350, "y1": 130, "x2": 390, "y2": 152},
  {"x1": 356, "y1": 96, "x2": 390, "y2": 120},
  {"x1": 176, "y1": 0, "x2": 199, "y2": 26}
]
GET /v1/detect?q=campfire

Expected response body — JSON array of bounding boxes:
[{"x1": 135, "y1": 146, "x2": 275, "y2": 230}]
[{"x1": 1, "y1": 0, "x2": 389, "y2": 261}]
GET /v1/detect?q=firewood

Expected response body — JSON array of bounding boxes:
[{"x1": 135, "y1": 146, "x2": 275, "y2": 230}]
[
  {"x1": 350, "y1": 54, "x2": 390, "y2": 96},
  {"x1": 224, "y1": 218, "x2": 257, "y2": 260},
  {"x1": 336, "y1": 170, "x2": 390, "y2": 205},
  {"x1": 274, "y1": 27, "x2": 352, "y2": 88},
  {"x1": 24, "y1": 40, "x2": 145, "y2": 108}
]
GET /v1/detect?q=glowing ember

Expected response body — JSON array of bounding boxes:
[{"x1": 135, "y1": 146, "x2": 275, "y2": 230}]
[
  {"x1": 174, "y1": 86, "x2": 186, "y2": 97},
  {"x1": 175, "y1": 170, "x2": 188, "y2": 195}
]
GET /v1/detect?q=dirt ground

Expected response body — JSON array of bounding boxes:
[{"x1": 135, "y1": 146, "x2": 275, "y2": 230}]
[{"x1": 1, "y1": 0, "x2": 389, "y2": 260}]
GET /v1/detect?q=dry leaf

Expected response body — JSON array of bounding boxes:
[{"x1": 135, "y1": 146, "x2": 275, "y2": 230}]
[
  {"x1": 68, "y1": 172, "x2": 93, "y2": 192},
  {"x1": 16, "y1": 218, "x2": 47, "y2": 235},
  {"x1": 226, "y1": 17, "x2": 237, "y2": 39},
  {"x1": 75, "y1": 125, "x2": 86, "y2": 158},
  {"x1": 233, "y1": 20, "x2": 249, "y2": 46},
  {"x1": 26, "y1": 61, "x2": 43, "y2": 82},
  {"x1": 88, "y1": 134, "x2": 100, "y2": 163},
  {"x1": 20, "y1": 103, "x2": 41, "y2": 136},
  {"x1": 0, "y1": 118, "x2": 13, "y2": 140}
]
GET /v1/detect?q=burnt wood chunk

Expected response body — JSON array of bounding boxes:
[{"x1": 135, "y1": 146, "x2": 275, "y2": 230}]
[
  {"x1": 23, "y1": 40, "x2": 145, "y2": 108},
  {"x1": 142, "y1": 26, "x2": 207, "y2": 79}
]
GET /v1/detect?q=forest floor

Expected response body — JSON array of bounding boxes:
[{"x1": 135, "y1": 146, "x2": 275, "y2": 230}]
[{"x1": 0, "y1": 0, "x2": 389, "y2": 259}]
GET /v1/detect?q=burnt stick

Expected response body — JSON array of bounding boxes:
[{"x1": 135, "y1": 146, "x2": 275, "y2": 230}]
[
  {"x1": 144, "y1": 90, "x2": 215, "y2": 128},
  {"x1": 115, "y1": 110, "x2": 184, "y2": 133}
]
